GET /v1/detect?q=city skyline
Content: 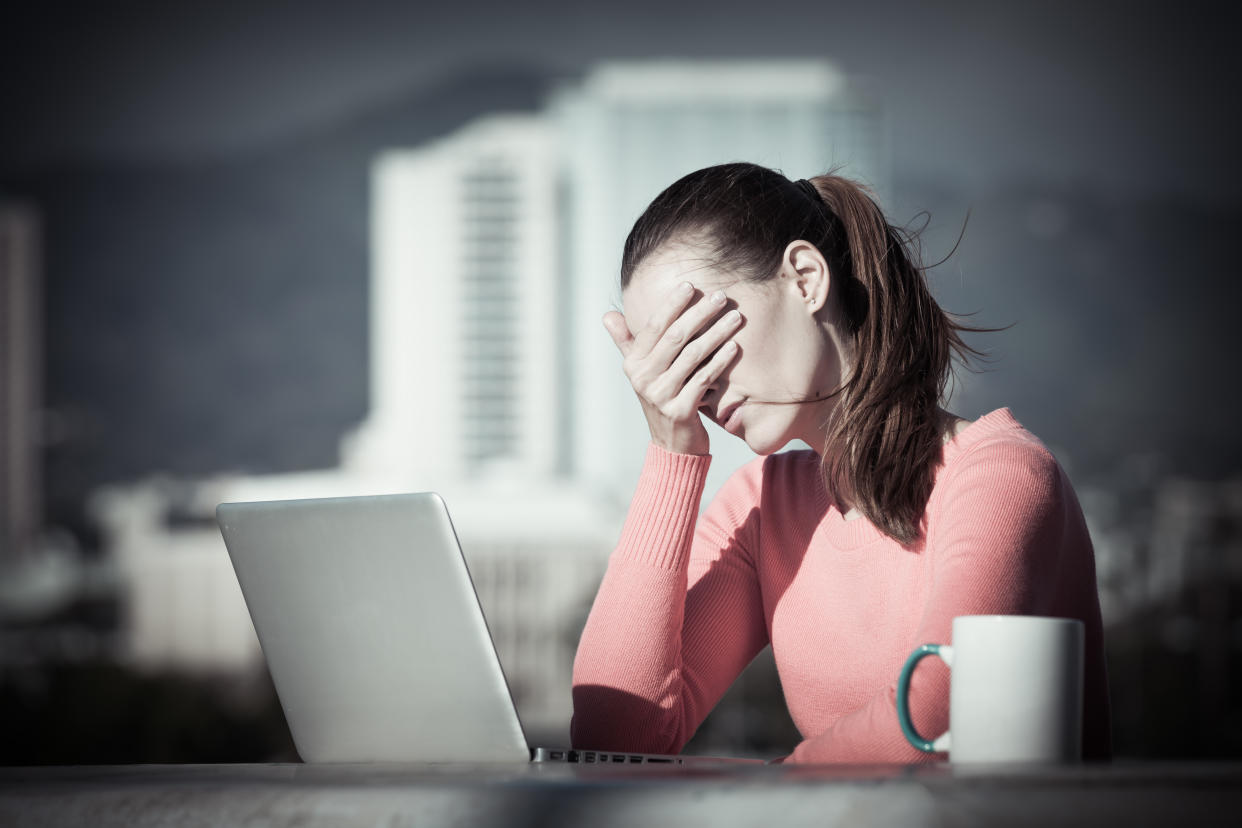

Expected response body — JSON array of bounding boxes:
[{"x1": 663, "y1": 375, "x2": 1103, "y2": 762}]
[
  {"x1": 3, "y1": 69, "x2": 1237, "y2": 539},
  {"x1": 3, "y1": 3, "x2": 1238, "y2": 527}
]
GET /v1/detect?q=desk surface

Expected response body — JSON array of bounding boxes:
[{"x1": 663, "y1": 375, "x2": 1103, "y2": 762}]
[{"x1": 3, "y1": 761, "x2": 1240, "y2": 827}]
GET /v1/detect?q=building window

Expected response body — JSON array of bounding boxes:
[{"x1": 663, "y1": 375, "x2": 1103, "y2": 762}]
[{"x1": 460, "y1": 164, "x2": 521, "y2": 472}]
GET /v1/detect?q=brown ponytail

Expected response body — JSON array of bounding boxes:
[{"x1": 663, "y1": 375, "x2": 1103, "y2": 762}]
[{"x1": 622, "y1": 162, "x2": 985, "y2": 545}]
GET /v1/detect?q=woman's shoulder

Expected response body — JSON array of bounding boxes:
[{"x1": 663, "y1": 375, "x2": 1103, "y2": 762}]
[
  {"x1": 925, "y1": 410, "x2": 1094, "y2": 572},
  {"x1": 943, "y1": 408, "x2": 1060, "y2": 472},
  {"x1": 931, "y1": 408, "x2": 1074, "y2": 518}
]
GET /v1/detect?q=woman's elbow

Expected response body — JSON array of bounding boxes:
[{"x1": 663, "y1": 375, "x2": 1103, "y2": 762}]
[{"x1": 570, "y1": 683, "x2": 685, "y2": 753}]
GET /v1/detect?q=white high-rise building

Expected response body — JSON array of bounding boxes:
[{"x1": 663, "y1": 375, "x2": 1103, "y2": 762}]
[
  {"x1": 553, "y1": 61, "x2": 887, "y2": 504},
  {"x1": 346, "y1": 115, "x2": 564, "y2": 487}
]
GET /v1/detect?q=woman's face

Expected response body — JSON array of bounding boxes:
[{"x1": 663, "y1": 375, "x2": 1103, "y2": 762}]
[{"x1": 621, "y1": 240, "x2": 845, "y2": 455}]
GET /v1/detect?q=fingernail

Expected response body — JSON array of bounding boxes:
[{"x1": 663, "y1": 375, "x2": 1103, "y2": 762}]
[
  {"x1": 727, "y1": 309, "x2": 741, "y2": 322},
  {"x1": 710, "y1": 290, "x2": 726, "y2": 305},
  {"x1": 678, "y1": 282, "x2": 694, "y2": 295}
]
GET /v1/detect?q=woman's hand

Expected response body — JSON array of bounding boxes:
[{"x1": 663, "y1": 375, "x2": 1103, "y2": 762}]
[{"x1": 603, "y1": 282, "x2": 743, "y2": 456}]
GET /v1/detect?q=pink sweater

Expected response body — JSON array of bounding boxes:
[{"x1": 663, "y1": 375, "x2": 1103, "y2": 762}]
[{"x1": 571, "y1": 408, "x2": 1111, "y2": 763}]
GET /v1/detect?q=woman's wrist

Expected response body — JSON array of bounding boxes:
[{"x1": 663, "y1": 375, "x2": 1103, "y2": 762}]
[
  {"x1": 612, "y1": 444, "x2": 711, "y2": 570},
  {"x1": 648, "y1": 421, "x2": 711, "y2": 456},
  {"x1": 650, "y1": 438, "x2": 711, "y2": 458}
]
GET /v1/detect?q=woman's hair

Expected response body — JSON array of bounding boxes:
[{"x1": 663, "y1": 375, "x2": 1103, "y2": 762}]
[{"x1": 620, "y1": 162, "x2": 984, "y2": 546}]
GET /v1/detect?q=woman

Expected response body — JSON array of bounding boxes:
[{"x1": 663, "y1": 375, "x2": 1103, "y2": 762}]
[{"x1": 570, "y1": 162, "x2": 1111, "y2": 763}]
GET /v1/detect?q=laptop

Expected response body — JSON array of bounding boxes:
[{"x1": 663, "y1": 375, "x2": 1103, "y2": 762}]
[{"x1": 217, "y1": 492, "x2": 758, "y2": 766}]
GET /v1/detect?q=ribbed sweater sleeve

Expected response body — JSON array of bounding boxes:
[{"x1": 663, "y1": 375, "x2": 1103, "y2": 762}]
[{"x1": 570, "y1": 443, "x2": 768, "y2": 753}]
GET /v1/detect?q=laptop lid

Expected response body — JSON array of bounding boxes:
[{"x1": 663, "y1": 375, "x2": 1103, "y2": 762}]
[{"x1": 217, "y1": 492, "x2": 531, "y2": 763}]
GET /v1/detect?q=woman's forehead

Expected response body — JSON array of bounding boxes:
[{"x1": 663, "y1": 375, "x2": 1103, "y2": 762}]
[
  {"x1": 633, "y1": 244, "x2": 725, "y2": 286},
  {"x1": 623, "y1": 246, "x2": 738, "y2": 314}
]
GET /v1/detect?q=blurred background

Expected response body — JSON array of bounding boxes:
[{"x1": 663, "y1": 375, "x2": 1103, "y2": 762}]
[{"x1": 1, "y1": 0, "x2": 1239, "y2": 764}]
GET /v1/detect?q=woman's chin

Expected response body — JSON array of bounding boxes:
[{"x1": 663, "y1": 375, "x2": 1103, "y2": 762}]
[{"x1": 738, "y1": 429, "x2": 792, "y2": 456}]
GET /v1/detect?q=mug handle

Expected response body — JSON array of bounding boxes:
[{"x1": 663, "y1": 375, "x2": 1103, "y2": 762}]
[{"x1": 896, "y1": 643, "x2": 953, "y2": 754}]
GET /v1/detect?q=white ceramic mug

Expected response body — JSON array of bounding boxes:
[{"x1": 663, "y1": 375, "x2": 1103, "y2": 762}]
[{"x1": 896, "y1": 615, "x2": 1085, "y2": 763}]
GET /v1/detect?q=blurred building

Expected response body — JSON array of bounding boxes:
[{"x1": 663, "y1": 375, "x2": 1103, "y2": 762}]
[
  {"x1": 0, "y1": 204, "x2": 41, "y2": 569},
  {"x1": 89, "y1": 481, "x2": 258, "y2": 671},
  {"x1": 1085, "y1": 471, "x2": 1242, "y2": 625},
  {"x1": 1147, "y1": 479, "x2": 1242, "y2": 604},
  {"x1": 0, "y1": 205, "x2": 89, "y2": 646},
  {"x1": 0, "y1": 205, "x2": 96, "y2": 671},
  {"x1": 88, "y1": 60, "x2": 888, "y2": 742},
  {"x1": 346, "y1": 115, "x2": 563, "y2": 485},
  {"x1": 1081, "y1": 471, "x2": 1242, "y2": 756}
]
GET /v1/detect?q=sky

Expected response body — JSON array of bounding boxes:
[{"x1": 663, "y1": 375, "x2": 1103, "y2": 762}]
[
  {"x1": 3, "y1": 1, "x2": 1236, "y2": 197},
  {"x1": 2, "y1": 0, "x2": 1240, "y2": 523}
]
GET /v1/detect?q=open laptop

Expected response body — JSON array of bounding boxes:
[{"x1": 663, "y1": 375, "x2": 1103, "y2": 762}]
[{"x1": 217, "y1": 492, "x2": 757, "y2": 766}]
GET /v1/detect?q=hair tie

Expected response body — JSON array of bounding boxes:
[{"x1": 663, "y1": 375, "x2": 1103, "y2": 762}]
[{"x1": 795, "y1": 178, "x2": 822, "y2": 203}]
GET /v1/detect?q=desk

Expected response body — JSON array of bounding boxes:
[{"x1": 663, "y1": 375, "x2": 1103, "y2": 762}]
[{"x1": 2, "y1": 761, "x2": 1239, "y2": 827}]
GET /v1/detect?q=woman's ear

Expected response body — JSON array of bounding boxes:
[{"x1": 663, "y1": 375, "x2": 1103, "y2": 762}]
[{"x1": 781, "y1": 239, "x2": 830, "y2": 313}]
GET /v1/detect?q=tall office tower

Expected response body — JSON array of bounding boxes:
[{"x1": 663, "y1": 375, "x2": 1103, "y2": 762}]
[
  {"x1": 552, "y1": 61, "x2": 887, "y2": 503},
  {"x1": 342, "y1": 114, "x2": 613, "y2": 738},
  {"x1": 345, "y1": 115, "x2": 563, "y2": 488},
  {"x1": 0, "y1": 204, "x2": 41, "y2": 566}
]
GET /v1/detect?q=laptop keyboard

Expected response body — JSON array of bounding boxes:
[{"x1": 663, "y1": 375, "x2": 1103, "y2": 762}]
[{"x1": 532, "y1": 748, "x2": 683, "y2": 765}]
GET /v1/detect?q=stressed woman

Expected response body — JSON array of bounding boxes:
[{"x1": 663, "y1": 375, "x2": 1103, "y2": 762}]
[{"x1": 570, "y1": 162, "x2": 1111, "y2": 763}]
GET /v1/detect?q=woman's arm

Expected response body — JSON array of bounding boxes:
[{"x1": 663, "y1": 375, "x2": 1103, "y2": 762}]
[
  {"x1": 784, "y1": 438, "x2": 1087, "y2": 763},
  {"x1": 571, "y1": 444, "x2": 768, "y2": 754}
]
